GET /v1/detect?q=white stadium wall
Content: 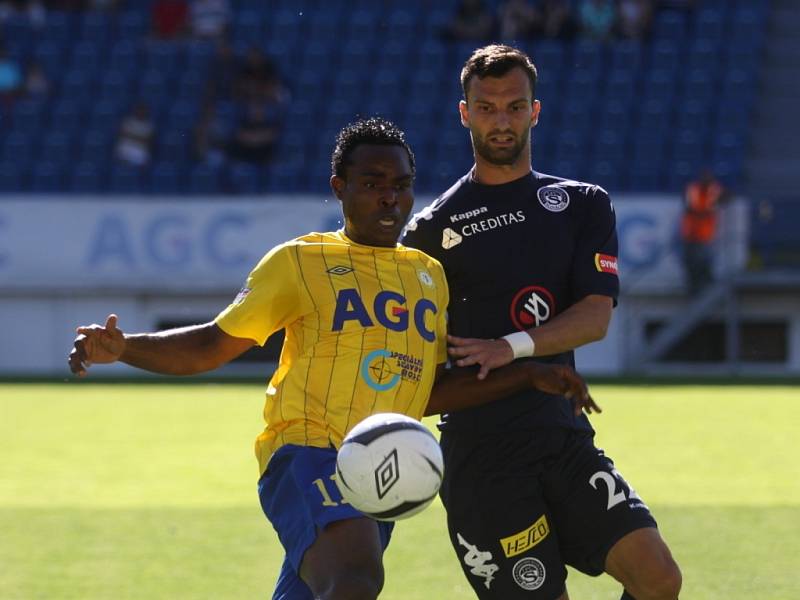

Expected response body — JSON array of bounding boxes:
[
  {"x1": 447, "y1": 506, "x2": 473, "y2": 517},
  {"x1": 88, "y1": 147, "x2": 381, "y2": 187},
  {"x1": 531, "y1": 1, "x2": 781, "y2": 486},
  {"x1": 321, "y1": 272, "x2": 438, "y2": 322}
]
[{"x1": 1, "y1": 193, "x2": 792, "y2": 377}]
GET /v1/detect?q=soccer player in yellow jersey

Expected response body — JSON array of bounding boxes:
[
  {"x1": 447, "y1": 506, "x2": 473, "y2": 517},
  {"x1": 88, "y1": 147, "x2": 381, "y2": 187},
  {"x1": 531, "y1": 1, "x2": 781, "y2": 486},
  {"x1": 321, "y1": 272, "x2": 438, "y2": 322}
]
[{"x1": 68, "y1": 118, "x2": 597, "y2": 600}]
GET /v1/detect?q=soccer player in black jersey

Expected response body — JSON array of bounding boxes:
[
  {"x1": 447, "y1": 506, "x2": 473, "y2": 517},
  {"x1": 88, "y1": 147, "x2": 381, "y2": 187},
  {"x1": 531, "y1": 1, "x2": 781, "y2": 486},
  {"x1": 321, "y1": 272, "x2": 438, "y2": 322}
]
[{"x1": 403, "y1": 46, "x2": 682, "y2": 600}]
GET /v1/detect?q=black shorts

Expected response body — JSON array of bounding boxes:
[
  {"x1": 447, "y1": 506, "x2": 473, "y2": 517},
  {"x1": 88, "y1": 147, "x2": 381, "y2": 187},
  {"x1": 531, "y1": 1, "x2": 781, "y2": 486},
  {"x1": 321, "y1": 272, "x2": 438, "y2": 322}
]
[{"x1": 439, "y1": 428, "x2": 657, "y2": 599}]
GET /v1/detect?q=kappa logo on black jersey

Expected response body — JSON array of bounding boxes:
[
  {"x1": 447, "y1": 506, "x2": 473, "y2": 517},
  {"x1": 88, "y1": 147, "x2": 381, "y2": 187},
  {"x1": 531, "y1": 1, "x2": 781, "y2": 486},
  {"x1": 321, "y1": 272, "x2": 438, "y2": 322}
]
[
  {"x1": 441, "y1": 227, "x2": 463, "y2": 249},
  {"x1": 510, "y1": 285, "x2": 555, "y2": 329},
  {"x1": 537, "y1": 186, "x2": 570, "y2": 212}
]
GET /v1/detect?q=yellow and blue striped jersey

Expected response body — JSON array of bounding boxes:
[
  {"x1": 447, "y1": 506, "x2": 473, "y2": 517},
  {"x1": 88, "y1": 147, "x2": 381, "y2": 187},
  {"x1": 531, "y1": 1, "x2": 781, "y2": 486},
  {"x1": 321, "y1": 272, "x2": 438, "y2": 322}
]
[{"x1": 215, "y1": 230, "x2": 449, "y2": 475}]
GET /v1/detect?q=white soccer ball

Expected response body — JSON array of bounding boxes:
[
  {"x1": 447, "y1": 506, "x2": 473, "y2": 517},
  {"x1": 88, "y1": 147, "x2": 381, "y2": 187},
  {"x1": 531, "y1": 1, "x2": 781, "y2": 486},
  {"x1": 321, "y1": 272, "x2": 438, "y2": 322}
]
[{"x1": 335, "y1": 413, "x2": 444, "y2": 521}]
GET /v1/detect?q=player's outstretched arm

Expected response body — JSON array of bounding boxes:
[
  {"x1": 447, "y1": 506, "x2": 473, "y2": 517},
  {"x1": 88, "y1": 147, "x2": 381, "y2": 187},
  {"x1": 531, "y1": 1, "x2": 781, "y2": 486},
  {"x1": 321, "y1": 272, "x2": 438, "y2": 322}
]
[
  {"x1": 68, "y1": 314, "x2": 255, "y2": 377},
  {"x1": 424, "y1": 361, "x2": 600, "y2": 416},
  {"x1": 448, "y1": 294, "x2": 613, "y2": 379}
]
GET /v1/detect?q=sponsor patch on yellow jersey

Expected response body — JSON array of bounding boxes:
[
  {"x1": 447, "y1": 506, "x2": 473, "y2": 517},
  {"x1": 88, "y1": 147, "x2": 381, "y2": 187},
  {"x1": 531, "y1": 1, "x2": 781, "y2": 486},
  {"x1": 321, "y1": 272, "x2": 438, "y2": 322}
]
[{"x1": 499, "y1": 514, "x2": 550, "y2": 558}]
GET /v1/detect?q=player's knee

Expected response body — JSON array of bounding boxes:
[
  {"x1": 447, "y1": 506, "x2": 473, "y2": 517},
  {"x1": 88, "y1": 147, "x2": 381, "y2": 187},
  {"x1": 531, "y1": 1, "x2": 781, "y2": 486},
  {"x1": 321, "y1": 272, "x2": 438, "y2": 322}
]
[
  {"x1": 653, "y1": 559, "x2": 682, "y2": 599},
  {"x1": 636, "y1": 558, "x2": 682, "y2": 600},
  {"x1": 319, "y1": 568, "x2": 384, "y2": 600}
]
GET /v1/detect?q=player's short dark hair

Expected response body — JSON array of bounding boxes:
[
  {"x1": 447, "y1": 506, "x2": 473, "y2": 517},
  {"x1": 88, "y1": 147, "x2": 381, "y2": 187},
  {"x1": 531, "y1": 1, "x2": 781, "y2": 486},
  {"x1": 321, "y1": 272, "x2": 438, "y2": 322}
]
[
  {"x1": 331, "y1": 117, "x2": 416, "y2": 179},
  {"x1": 460, "y1": 44, "x2": 538, "y2": 101}
]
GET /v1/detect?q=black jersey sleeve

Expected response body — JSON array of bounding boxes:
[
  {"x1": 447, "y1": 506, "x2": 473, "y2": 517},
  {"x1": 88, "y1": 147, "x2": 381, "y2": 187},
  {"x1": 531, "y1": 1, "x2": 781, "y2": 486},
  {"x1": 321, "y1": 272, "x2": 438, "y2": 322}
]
[
  {"x1": 401, "y1": 209, "x2": 437, "y2": 258},
  {"x1": 571, "y1": 186, "x2": 620, "y2": 303}
]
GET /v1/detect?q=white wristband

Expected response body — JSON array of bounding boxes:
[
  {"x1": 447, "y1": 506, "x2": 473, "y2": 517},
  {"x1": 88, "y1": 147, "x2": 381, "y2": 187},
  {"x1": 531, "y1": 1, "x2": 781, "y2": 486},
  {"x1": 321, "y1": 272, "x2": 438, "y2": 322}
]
[{"x1": 502, "y1": 331, "x2": 535, "y2": 359}]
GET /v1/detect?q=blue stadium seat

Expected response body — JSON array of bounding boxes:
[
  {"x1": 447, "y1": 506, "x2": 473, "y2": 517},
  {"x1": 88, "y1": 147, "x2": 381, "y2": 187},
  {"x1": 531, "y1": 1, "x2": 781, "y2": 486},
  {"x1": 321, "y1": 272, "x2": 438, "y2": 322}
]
[
  {"x1": 33, "y1": 40, "x2": 66, "y2": 82},
  {"x1": 89, "y1": 101, "x2": 125, "y2": 134},
  {"x1": 69, "y1": 40, "x2": 104, "y2": 78},
  {"x1": 12, "y1": 99, "x2": 47, "y2": 134},
  {"x1": 565, "y1": 68, "x2": 601, "y2": 104},
  {"x1": 587, "y1": 160, "x2": 621, "y2": 192},
  {"x1": 554, "y1": 130, "x2": 589, "y2": 165},
  {"x1": 71, "y1": 162, "x2": 104, "y2": 193},
  {"x1": 649, "y1": 41, "x2": 680, "y2": 73},
  {"x1": 79, "y1": 10, "x2": 112, "y2": 43},
  {"x1": 59, "y1": 68, "x2": 95, "y2": 105},
  {"x1": 0, "y1": 162, "x2": 25, "y2": 191},
  {"x1": 384, "y1": 8, "x2": 417, "y2": 42},
  {"x1": 116, "y1": 10, "x2": 147, "y2": 40},
  {"x1": 42, "y1": 11, "x2": 74, "y2": 47},
  {"x1": 149, "y1": 162, "x2": 184, "y2": 194},
  {"x1": 157, "y1": 131, "x2": 191, "y2": 163},
  {"x1": 81, "y1": 131, "x2": 114, "y2": 164},
  {"x1": 603, "y1": 69, "x2": 636, "y2": 106},
  {"x1": 50, "y1": 99, "x2": 86, "y2": 135},
  {"x1": 652, "y1": 10, "x2": 688, "y2": 42},
  {"x1": 188, "y1": 163, "x2": 222, "y2": 195},
  {"x1": 339, "y1": 40, "x2": 372, "y2": 72},
  {"x1": 144, "y1": 42, "x2": 185, "y2": 77},
  {"x1": 2, "y1": 133, "x2": 35, "y2": 164},
  {"x1": 693, "y1": 7, "x2": 727, "y2": 44},
  {"x1": 572, "y1": 40, "x2": 606, "y2": 72},
  {"x1": 233, "y1": 9, "x2": 264, "y2": 45},
  {"x1": 108, "y1": 39, "x2": 142, "y2": 74},
  {"x1": 532, "y1": 40, "x2": 566, "y2": 73},
  {"x1": 109, "y1": 164, "x2": 144, "y2": 194},
  {"x1": 185, "y1": 41, "x2": 214, "y2": 73},
  {"x1": 38, "y1": 132, "x2": 75, "y2": 165},
  {"x1": 346, "y1": 9, "x2": 379, "y2": 43},
  {"x1": 228, "y1": 162, "x2": 262, "y2": 194},
  {"x1": 671, "y1": 131, "x2": 706, "y2": 163},
  {"x1": 609, "y1": 39, "x2": 643, "y2": 74},
  {"x1": 31, "y1": 161, "x2": 66, "y2": 193}
]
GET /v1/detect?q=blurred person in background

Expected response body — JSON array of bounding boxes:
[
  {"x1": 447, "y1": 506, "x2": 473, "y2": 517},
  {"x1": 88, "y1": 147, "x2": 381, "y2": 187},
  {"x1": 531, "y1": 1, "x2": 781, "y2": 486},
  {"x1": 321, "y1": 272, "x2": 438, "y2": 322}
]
[
  {"x1": 442, "y1": 0, "x2": 496, "y2": 42},
  {"x1": 579, "y1": 0, "x2": 617, "y2": 41},
  {"x1": 539, "y1": 0, "x2": 577, "y2": 40},
  {"x1": 0, "y1": 0, "x2": 45, "y2": 27},
  {"x1": 189, "y1": 0, "x2": 230, "y2": 42},
  {"x1": 498, "y1": 0, "x2": 541, "y2": 41},
  {"x1": 114, "y1": 101, "x2": 154, "y2": 167},
  {"x1": 617, "y1": 0, "x2": 654, "y2": 40},
  {"x1": 151, "y1": 0, "x2": 188, "y2": 40},
  {"x1": 23, "y1": 60, "x2": 50, "y2": 97},
  {"x1": 0, "y1": 45, "x2": 22, "y2": 109},
  {"x1": 227, "y1": 101, "x2": 281, "y2": 164},
  {"x1": 680, "y1": 168, "x2": 727, "y2": 295}
]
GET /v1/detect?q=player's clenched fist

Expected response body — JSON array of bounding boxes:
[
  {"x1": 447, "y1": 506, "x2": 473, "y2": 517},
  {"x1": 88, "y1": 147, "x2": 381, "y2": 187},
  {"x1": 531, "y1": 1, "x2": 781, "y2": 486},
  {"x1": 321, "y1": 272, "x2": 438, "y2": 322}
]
[{"x1": 68, "y1": 314, "x2": 126, "y2": 376}]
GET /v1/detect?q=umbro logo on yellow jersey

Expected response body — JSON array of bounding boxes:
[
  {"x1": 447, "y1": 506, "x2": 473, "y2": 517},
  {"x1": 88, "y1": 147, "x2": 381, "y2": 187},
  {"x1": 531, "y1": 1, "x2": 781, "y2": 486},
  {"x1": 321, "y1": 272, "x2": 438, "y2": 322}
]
[{"x1": 327, "y1": 266, "x2": 354, "y2": 275}]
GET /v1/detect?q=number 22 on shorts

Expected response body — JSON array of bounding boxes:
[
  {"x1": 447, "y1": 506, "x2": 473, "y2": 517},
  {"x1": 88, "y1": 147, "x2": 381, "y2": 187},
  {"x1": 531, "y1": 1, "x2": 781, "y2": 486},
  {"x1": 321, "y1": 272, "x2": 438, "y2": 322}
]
[{"x1": 589, "y1": 468, "x2": 644, "y2": 510}]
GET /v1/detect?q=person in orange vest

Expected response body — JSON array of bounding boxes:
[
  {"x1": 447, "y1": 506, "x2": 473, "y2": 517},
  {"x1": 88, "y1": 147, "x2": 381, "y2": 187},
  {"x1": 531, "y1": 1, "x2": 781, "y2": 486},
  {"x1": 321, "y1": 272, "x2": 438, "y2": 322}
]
[{"x1": 680, "y1": 169, "x2": 727, "y2": 294}]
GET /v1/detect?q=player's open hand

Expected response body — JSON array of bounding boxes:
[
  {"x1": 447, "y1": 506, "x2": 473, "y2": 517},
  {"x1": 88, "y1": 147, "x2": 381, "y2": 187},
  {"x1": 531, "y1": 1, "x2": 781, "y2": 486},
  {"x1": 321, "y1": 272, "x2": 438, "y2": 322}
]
[
  {"x1": 68, "y1": 314, "x2": 126, "y2": 377},
  {"x1": 447, "y1": 334, "x2": 514, "y2": 380},
  {"x1": 527, "y1": 363, "x2": 601, "y2": 416}
]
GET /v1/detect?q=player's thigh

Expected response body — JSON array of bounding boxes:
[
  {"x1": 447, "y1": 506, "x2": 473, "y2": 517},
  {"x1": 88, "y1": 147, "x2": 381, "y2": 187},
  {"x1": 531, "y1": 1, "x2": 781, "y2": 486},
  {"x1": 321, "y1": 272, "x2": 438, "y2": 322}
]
[
  {"x1": 259, "y1": 445, "x2": 393, "y2": 595},
  {"x1": 443, "y1": 471, "x2": 568, "y2": 599},
  {"x1": 543, "y1": 433, "x2": 658, "y2": 577}
]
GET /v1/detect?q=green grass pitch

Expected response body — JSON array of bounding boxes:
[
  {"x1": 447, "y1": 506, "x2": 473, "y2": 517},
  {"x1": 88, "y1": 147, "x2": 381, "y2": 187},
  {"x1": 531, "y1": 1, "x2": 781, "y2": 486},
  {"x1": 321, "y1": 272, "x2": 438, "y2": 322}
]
[{"x1": 1, "y1": 382, "x2": 799, "y2": 599}]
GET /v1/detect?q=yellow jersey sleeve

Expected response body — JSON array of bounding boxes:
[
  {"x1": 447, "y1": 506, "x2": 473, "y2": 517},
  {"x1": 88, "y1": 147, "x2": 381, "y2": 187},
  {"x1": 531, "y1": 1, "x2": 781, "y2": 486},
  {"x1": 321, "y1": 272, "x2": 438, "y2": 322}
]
[
  {"x1": 433, "y1": 260, "x2": 449, "y2": 365},
  {"x1": 215, "y1": 243, "x2": 306, "y2": 346}
]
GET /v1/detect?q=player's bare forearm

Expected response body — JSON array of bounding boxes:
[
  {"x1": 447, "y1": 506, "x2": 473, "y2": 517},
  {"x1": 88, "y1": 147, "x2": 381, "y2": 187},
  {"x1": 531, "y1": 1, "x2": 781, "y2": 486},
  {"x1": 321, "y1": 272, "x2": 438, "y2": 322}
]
[
  {"x1": 424, "y1": 361, "x2": 598, "y2": 416},
  {"x1": 119, "y1": 323, "x2": 253, "y2": 375},
  {"x1": 447, "y1": 295, "x2": 613, "y2": 379},
  {"x1": 521, "y1": 294, "x2": 613, "y2": 356},
  {"x1": 69, "y1": 314, "x2": 255, "y2": 377}
]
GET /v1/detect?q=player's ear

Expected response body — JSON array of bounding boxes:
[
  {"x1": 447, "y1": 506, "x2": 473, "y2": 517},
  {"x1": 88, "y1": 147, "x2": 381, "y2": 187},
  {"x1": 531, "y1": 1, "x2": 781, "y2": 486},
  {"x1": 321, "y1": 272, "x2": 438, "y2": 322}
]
[
  {"x1": 459, "y1": 100, "x2": 469, "y2": 129},
  {"x1": 531, "y1": 99, "x2": 541, "y2": 128},
  {"x1": 330, "y1": 175, "x2": 345, "y2": 200}
]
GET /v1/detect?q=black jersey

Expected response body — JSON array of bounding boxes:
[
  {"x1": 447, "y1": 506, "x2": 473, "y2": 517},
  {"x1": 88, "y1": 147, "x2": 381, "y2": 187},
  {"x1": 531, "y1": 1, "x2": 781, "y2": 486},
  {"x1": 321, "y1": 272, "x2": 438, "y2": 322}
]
[{"x1": 402, "y1": 168, "x2": 619, "y2": 434}]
